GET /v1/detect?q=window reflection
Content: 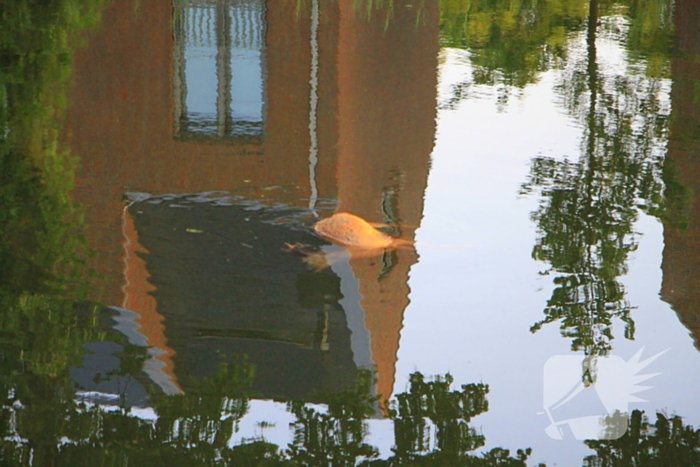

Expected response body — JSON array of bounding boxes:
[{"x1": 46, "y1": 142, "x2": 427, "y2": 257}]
[{"x1": 173, "y1": 0, "x2": 266, "y2": 141}]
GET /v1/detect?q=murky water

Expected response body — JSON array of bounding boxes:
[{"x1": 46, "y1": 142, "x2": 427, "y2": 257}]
[{"x1": 2, "y1": 0, "x2": 700, "y2": 465}]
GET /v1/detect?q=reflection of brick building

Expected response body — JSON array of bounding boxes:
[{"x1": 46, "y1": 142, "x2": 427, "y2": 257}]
[
  {"x1": 66, "y1": 0, "x2": 330, "y2": 307},
  {"x1": 660, "y1": 0, "x2": 700, "y2": 351},
  {"x1": 66, "y1": 0, "x2": 438, "y2": 403}
]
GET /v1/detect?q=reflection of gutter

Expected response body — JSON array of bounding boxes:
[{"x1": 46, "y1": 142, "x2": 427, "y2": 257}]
[
  {"x1": 185, "y1": 327, "x2": 326, "y2": 350},
  {"x1": 308, "y1": 0, "x2": 320, "y2": 216}
]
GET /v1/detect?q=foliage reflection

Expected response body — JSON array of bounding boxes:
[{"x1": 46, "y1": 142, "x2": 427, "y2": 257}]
[
  {"x1": 515, "y1": 1, "x2": 672, "y2": 355},
  {"x1": 2, "y1": 361, "x2": 540, "y2": 466},
  {"x1": 583, "y1": 410, "x2": 700, "y2": 466},
  {"x1": 2, "y1": 1, "x2": 697, "y2": 466},
  {"x1": 438, "y1": 0, "x2": 673, "y2": 107}
]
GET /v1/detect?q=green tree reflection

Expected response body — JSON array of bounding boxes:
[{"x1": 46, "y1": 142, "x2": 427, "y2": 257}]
[
  {"x1": 0, "y1": 301, "x2": 109, "y2": 466},
  {"x1": 0, "y1": 0, "x2": 115, "y2": 464},
  {"x1": 1, "y1": 365, "x2": 537, "y2": 466},
  {"x1": 583, "y1": 410, "x2": 700, "y2": 466},
  {"x1": 376, "y1": 372, "x2": 533, "y2": 466},
  {"x1": 520, "y1": 0, "x2": 672, "y2": 355},
  {"x1": 438, "y1": 0, "x2": 673, "y2": 109},
  {"x1": 0, "y1": 0, "x2": 106, "y2": 386},
  {"x1": 286, "y1": 370, "x2": 535, "y2": 466},
  {"x1": 1, "y1": 0, "x2": 107, "y2": 302},
  {"x1": 52, "y1": 360, "x2": 259, "y2": 467},
  {"x1": 440, "y1": 0, "x2": 587, "y2": 94},
  {"x1": 287, "y1": 369, "x2": 380, "y2": 465}
]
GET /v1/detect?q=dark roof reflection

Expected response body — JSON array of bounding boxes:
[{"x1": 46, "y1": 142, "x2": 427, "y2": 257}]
[{"x1": 127, "y1": 193, "x2": 359, "y2": 401}]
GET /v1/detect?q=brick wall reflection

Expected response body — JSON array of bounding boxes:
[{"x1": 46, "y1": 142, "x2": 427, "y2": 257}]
[
  {"x1": 660, "y1": 0, "x2": 700, "y2": 351},
  {"x1": 66, "y1": 0, "x2": 438, "y2": 403}
]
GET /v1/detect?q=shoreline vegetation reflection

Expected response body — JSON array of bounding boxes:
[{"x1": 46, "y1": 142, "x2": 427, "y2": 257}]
[
  {"x1": 518, "y1": 0, "x2": 673, "y2": 355},
  {"x1": 0, "y1": 0, "x2": 106, "y2": 299},
  {"x1": 5, "y1": 352, "x2": 545, "y2": 466},
  {"x1": 1, "y1": 0, "x2": 700, "y2": 466},
  {"x1": 439, "y1": 0, "x2": 675, "y2": 355}
]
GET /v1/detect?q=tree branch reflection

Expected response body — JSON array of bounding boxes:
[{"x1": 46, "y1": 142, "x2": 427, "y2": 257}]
[{"x1": 521, "y1": 0, "x2": 671, "y2": 355}]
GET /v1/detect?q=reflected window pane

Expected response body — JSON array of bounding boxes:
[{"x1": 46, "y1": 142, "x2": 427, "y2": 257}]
[{"x1": 174, "y1": 0, "x2": 266, "y2": 141}]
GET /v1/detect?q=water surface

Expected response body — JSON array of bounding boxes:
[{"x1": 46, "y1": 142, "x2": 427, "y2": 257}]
[{"x1": 1, "y1": 0, "x2": 699, "y2": 465}]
